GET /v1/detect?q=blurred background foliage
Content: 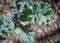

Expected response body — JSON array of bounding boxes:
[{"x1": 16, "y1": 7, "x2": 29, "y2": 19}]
[{"x1": 0, "y1": 0, "x2": 54, "y2": 43}]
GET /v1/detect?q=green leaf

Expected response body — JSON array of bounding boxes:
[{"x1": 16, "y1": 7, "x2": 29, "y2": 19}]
[
  {"x1": 22, "y1": 7, "x2": 32, "y2": 15},
  {"x1": 15, "y1": 28, "x2": 35, "y2": 43}
]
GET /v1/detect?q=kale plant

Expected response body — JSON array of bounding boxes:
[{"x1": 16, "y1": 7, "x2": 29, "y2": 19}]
[
  {"x1": 11, "y1": 1, "x2": 54, "y2": 43},
  {"x1": 0, "y1": 14, "x2": 14, "y2": 38},
  {"x1": 11, "y1": 1, "x2": 54, "y2": 25}
]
